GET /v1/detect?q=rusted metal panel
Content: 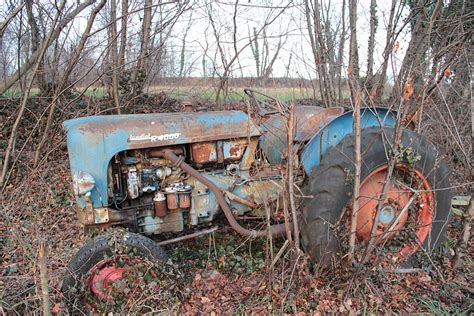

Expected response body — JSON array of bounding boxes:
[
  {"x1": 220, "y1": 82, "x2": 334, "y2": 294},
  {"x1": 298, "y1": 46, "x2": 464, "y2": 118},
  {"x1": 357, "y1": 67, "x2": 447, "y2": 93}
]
[
  {"x1": 295, "y1": 106, "x2": 344, "y2": 141},
  {"x1": 191, "y1": 142, "x2": 217, "y2": 164},
  {"x1": 239, "y1": 137, "x2": 258, "y2": 170},
  {"x1": 259, "y1": 105, "x2": 344, "y2": 164},
  {"x1": 223, "y1": 139, "x2": 248, "y2": 161}
]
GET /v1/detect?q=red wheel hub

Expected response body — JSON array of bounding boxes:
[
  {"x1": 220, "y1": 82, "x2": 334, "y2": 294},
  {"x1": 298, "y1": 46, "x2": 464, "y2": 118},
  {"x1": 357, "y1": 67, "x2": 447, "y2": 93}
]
[
  {"x1": 89, "y1": 260, "x2": 129, "y2": 300},
  {"x1": 355, "y1": 165, "x2": 434, "y2": 260},
  {"x1": 88, "y1": 256, "x2": 147, "y2": 302}
]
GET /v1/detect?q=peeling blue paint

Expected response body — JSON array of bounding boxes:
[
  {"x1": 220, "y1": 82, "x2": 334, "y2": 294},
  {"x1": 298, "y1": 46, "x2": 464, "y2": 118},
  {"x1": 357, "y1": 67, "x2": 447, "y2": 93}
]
[
  {"x1": 63, "y1": 111, "x2": 261, "y2": 208},
  {"x1": 301, "y1": 108, "x2": 396, "y2": 175}
]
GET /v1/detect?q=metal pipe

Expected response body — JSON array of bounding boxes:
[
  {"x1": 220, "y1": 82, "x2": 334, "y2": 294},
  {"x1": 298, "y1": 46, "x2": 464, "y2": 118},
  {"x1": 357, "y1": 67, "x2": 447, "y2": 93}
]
[
  {"x1": 157, "y1": 226, "x2": 218, "y2": 246},
  {"x1": 160, "y1": 150, "x2": 286, "y2": 238}
]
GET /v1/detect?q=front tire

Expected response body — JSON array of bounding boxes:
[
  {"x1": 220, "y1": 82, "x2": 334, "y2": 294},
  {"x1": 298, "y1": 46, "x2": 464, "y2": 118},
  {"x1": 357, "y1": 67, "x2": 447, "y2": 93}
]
[
  {"x1": 300, "y1": 127, "x2": 451, "y2": 265},
  {"x1": 62, "y1": 232, "x2": 168, "y2": 312}
]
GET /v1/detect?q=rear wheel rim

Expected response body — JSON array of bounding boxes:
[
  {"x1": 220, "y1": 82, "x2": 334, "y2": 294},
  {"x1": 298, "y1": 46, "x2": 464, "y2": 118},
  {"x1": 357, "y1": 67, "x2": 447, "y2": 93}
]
[{"x1": 355, "y1": 164, "x2": 435, "y2": 260}]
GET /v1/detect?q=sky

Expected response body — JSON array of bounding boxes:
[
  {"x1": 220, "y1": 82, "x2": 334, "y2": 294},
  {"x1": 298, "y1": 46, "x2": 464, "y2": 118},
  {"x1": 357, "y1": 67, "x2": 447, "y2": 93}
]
[
  {"x1": 165, "y1": 0, "x2": 411, "y2": 79},
  {"x1": 0, "y1": 0, "x2": 412, "y2": 80}
]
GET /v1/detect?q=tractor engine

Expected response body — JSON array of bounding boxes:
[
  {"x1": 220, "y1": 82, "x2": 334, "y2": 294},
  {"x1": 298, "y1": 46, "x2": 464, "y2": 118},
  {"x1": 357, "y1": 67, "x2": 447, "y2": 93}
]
[{"x1": 109, "y1": 138, "x2": 258, "y2": 235}]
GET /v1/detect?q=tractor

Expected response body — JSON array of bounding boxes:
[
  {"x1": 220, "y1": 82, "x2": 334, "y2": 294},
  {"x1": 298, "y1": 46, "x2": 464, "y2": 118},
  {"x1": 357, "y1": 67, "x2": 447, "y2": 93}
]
[{"x1": 61, "y1": 89, "x2": 451, "y2": 308}]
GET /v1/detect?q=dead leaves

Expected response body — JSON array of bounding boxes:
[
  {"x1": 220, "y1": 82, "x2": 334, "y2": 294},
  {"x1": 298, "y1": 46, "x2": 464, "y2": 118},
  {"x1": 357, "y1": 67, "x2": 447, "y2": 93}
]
[
  {"x1": 182, "y1": 269, "x2": 266, "y2": 314},
  {"x1": 403, "y1": 78, "x2": 414, "y2": 103}
]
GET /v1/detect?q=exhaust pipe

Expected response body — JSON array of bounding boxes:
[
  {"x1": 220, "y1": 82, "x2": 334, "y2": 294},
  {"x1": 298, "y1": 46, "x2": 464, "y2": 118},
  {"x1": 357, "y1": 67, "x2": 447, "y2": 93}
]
[{"x1": 159, "y1": 150, "x2": 286, "y2": 238}]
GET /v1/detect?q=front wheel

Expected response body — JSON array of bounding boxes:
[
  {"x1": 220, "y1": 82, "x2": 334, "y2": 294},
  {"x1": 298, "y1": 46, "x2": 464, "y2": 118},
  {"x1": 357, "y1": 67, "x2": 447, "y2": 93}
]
[
  {"x1": 62, "y1": 232, "x2": 169, "y2": 312},
  {"x1": 300, "y1": 127, "x2": 451, "y2": 265}
]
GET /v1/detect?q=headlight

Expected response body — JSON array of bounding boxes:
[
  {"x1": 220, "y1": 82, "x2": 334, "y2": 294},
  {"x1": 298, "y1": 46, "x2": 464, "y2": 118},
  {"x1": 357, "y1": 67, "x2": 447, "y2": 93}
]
[{"x1": 73, "y1": 171, "x2": 95, "y2": 196}]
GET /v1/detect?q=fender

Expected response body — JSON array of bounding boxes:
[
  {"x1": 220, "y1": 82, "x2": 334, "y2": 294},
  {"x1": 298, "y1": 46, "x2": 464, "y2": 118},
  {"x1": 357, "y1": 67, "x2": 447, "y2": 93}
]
[{"x1": 301, "y1": 107, "x2": 397, "y2": 176}]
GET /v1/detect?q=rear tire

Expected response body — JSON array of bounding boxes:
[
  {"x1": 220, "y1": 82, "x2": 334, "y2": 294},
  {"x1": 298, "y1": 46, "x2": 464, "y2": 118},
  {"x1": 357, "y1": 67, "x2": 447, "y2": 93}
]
[{"x1": 300, "y1": 127, "x2": 451, "y2": 265}]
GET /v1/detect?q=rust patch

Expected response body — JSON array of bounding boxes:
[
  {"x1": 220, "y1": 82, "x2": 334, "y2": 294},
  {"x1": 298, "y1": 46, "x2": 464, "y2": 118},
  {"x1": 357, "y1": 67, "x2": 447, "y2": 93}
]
[
  {"x1": 223, "y1": 139, "x2": 248, "y2": 161},
  {"x1": 296, "y1": 107, "x2": 344, "y2": 141},
  {"x1": 191, "y1": 142, "x2": 217, "y2": 164}
]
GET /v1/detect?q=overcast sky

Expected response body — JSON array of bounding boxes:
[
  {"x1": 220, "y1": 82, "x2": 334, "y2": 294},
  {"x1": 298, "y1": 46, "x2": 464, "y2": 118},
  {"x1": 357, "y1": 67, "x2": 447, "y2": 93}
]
[
  {"x1": 0, "y1": 0, "x2": 412, "y2": 80},
  {"x1": 165, "y1": 0, "x2": 411, "y2": 79}
]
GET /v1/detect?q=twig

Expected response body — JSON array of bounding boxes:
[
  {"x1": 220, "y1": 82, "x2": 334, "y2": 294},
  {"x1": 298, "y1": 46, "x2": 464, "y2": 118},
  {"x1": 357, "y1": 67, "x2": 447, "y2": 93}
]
[
  {"x1": 269, "y1": 239, "x2": 290, "y2": 270},
  {"x1": 348, "y1": 75, "x2": 362, "y2": 263},
  {"x1": 287, "y1": 104, "x2": 299, "y2": 248},
  {"x1": 38, "y1": 241, "x2": 51, "y2": 316},
  {"x1": 386, "y1": 268, "x2": 422, "y2": 273},
  {"x1": 386, "y1": 193, "x2": 418, "y2": 233}
]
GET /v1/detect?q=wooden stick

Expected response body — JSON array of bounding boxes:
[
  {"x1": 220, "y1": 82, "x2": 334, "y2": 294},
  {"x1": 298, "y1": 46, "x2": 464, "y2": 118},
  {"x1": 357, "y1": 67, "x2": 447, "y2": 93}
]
[
  {"x1": 287, "y1": 104, "x2": 299, "y2": 248},
  {"x1": 348, "y1": 82, "x2": 361, "y2": 263},
  {"x1": 39, "y1": 241, "x2": 51, "y2": 316}
]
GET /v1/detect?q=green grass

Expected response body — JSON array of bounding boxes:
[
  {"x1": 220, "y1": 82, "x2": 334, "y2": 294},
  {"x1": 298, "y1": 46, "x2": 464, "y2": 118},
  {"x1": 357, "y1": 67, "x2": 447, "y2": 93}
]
[
  {"x1": 2, "y1": 85, "x2": 319, "y2": 102},
  {"x1": 146, "y1": 85, "x2": 317, "y2": 102},
  {"x1": 1, "y1": 88, "x2": 40, "y2": 98}
]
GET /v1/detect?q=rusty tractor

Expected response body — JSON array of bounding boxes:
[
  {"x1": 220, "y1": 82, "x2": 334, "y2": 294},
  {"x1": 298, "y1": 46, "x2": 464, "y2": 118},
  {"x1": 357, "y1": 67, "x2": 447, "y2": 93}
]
[{"x1": 61, "y1": 89, "x2": 451, "y2": 308}]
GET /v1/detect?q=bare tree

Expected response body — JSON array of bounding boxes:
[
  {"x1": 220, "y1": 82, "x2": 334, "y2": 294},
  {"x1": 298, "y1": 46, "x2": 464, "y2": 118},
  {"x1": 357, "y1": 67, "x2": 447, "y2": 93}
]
[
  {"x1": 118, "y1": 0, "x2": 128, "y2": 72},
  {"x1": 25, "y1": 0, "x2": 48, "y2": 95},
  {"x1": 304, "y1": 0, "x2": 336, "y2": 107},
  {"x1": 132, "y1": 0, "x2": 152, "y2": 95},
  {"x1": 336, "y1": 0, "x2": 347, "y2": 104},
  {"x1": 0, "y1": 0, "x2": 95, "y2": 95},
  {"x1": 348, "y1": 0, "x2": 359, "y2": 83},
  {"x1": 365, "y1": 0, "x2": 377, "y2": 94},
  {"x1": 33, "y1": 0, "x2": 107, "y2": 167},
  {"x1": 0, "y1": 3, "x2": 24, "y2": 39},
  {"x1": 250, "y1": 27, "x2": 286, "y2": 82},
  {"x1": 207, "y1": 0, "x2": 289, "y2": 102},
  {"x1": 179, "y1": 11, "x2": 193, "y2": 78},
  {"x1": 394, "y1": 0, "x2": 443, "y2": 101},
  {"x1": 0, "y1": 0, "x2": 67, "y2": 188},
  {"x1": 375, "y1": 0, "x2": 398, "y2": 100},
  {"x1": 347, "y1": 0, "x2": 361, "y2": 263},
  {"x1": 109, "y1": 0, "x2": 121, "y2": 113}
]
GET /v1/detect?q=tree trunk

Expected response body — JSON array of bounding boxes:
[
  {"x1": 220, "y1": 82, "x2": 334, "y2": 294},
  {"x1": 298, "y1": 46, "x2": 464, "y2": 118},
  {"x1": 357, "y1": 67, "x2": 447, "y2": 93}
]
[
  {"x1": 261, "y1": 37, "x2": 282, "y2": 80},
  {"x1": 336, "y1": 0, "x2": 347, "y2": 105},
  {"x1": 366, "y1": 0, "x2": 377, "y2": 93},
  {"x1": 179, "y1": 12, "x2": 193, "y2": 78},
  {"x1": 375, "y1": 0, "x2": 397, "y2": 100},
  {"x1": 25, "y1": 0, "x2": 47, "y2": 95},
  {"x1": 118, "y1": 0, "x2": 128, "y2": 71},
  {"x1": 347, "y1": 0, "x2": 361, "y2": 263},
  {"x1": 250, "y1": 27, "x2": 261, "y2": 78},
  {"x1": 348, "y1": 0, "x2": 359, "y2": 84},
  {"x1": 110, "y1": 0, "x2": 121, "y2": 113},
  {"x1": 132, "y1": 0, "x2": 152, "y2": 95},
  {"x1": 304, "y1": 0, "x2": 331, "y2": 107}
]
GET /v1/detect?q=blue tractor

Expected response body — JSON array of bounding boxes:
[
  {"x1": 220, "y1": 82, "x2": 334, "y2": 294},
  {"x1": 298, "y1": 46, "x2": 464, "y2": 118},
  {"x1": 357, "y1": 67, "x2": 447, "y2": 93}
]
[{"x1": 61, "y1": 90, "x2": 451, "y2": 306}]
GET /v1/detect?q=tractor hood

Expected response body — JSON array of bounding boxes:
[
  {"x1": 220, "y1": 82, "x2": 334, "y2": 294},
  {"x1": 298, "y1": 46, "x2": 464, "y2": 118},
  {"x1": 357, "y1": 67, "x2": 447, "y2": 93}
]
[
  {"x1": 63, "y1": 111, "x2": 260, "y2": 207},
  {"x1": 63, "y1": 111, "x2": 260, "y2": 149}
]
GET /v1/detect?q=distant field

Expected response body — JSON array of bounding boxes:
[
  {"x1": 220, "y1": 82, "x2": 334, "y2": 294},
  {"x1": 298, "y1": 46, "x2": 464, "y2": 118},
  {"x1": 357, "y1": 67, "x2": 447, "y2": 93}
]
[
  {"x1": 146, "y1": 85, "x2": 319, "y2": 102},
  {"x1": 81, "y1": 85, "x2": 321, "y2": 102},
  {"x1": 2, "y1": 85, "x2": 323, "y2": 102}
]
